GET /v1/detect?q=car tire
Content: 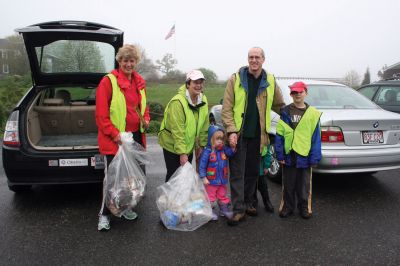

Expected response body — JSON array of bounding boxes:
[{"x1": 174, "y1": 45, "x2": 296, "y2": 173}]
[
  {"x1": 8, "y1": 184, "x2": 32, "y2": 193},
  {"x1": 267, "y1": 144, "x2": 282, "y2": 183}
]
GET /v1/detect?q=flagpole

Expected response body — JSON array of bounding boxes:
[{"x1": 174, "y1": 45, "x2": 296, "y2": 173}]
[{"x1": 173, "y1": 21, "x2": 177, "y2": 64}]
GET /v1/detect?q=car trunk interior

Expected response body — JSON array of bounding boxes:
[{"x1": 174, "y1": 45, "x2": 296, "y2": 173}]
[{"x1": 27, "y1": 91, "x2": 98, "y2": 150}]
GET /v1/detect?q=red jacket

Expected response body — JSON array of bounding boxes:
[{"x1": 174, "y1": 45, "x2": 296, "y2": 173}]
[{"x1": 96, "y1": 69, "x2": 150, "y2": 155}]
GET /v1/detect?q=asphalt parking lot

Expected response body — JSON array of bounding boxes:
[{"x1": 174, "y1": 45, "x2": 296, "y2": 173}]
[{"x1": 1, "y1": 137, "x2": 400, "y2": 265}]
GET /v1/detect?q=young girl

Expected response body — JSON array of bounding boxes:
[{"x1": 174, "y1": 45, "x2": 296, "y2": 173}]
[{"x1": 198, "y1": 125, "x2": 235, "y2": 220}]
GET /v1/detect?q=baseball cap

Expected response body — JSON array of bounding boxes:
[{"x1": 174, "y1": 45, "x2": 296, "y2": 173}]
[
  {"x1": 289, "y1": 81, "x2": 307, "y2": 93},
  {"x1": 186, "y1": 70, "x2": 205, "y2": 81}
]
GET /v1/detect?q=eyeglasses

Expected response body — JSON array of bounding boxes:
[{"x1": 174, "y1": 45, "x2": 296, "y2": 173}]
[
  {"x1": 248, "y1": 56, "x2": 262, "y2": 61},
  {"x1": 290, "y1": 91, "x2": 305, "y2": 95}
]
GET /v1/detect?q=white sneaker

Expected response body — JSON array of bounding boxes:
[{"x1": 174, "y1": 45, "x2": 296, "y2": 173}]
[
  {"x1": 122, "y1": 209, "x2": 138, "y2": 220},
  {"x1": 98, "y1": 215, "x2": 110, "y2": 231}
]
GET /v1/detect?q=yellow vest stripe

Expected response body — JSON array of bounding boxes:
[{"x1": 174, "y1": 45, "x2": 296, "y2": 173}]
[
  {"x1": 276, "y1": 106, "x2": 321, "y2": 156},
  {"x1": 233, "y1": 72, "x2": 275, "y2": 132},
  {"x1": 107, "y1": 73, "x2": 147, "y2": 133}
]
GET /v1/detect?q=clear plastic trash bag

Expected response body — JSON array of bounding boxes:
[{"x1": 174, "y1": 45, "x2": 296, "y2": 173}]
[
  {"x1": 156, "y1": 162, "x2": 212, "y2": 231},
  {"x1": 104, "y1": 132, "x2": 150, "y2": 217}
]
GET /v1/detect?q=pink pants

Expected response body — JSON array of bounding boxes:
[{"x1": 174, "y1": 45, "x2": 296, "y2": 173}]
[{"x1": 205, "y1": 184, "x2": 230, "y2": 204}]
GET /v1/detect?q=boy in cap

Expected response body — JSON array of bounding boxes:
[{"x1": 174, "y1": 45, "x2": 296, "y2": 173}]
[{"x1": 275, "y1": 81, "x2": 322, "y2": 219}]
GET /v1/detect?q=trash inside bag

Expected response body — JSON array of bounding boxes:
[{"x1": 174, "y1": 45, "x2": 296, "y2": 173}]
[
  {"x1": 156, "y1": 162, "x2": 212, "y2": 231},
  {"x1": 104, "y1": 132, "x2": 150, "y2": 217}
]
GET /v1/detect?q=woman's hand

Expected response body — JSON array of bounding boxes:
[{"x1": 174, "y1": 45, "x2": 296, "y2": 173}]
[
  {"x1": 180, "y1": 154, "x2": 188, "y2": 166},
  {"x1": 279, "y1": 160, "x2": 285, "y2": 165},
  {"x1": 202, "y1": 178, "x2": 209, "y2": 185},
  {"x1": 112, "y1": 134, "x2": 122, "y2": 145}
]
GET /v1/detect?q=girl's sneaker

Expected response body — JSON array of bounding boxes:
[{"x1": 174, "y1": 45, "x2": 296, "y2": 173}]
[
  {"x1": 219, "y1": 203, "x2": 233, "y2": 219},
  {"x1": 122, "y1": 210, "x2": 138, "y2": 220},
  {"x1": 98, "y1": 215, "x2": 111, "y2": 231}
]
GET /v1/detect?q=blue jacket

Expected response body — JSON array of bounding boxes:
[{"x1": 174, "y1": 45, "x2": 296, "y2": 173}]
[
  {"x1": 239, "y1": 66, "x2": 269, "y2": 96},
  {"x1": 199, "y1": 125, "x2": 235, "y2": 185},
  {"x1": 275, "y1": 105, "x2": 322, "y2": 168}
]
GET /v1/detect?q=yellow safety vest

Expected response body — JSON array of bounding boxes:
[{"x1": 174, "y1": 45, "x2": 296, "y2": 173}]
[
  {"x1": 233, "y1": 72, "x2": 275, "y2": 132},
  {"x1": 276, "y1": 106, "x2": 321, "y2": 156},
  {"x1": 159, "y1": 90, "x2": 208, "y2": 154},
  {"x1": 107, "y1": 73, "x2": 147, "y2": 133}
]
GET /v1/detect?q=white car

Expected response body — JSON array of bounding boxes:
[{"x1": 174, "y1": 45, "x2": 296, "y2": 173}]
[{"x1": 209, "y1": 79, "x2": 400, "y2": 181}]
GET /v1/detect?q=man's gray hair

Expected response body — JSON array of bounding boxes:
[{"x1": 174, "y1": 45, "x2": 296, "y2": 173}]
[{"x1": 248, "y1": 47, "x2": 265, "y2": 59}]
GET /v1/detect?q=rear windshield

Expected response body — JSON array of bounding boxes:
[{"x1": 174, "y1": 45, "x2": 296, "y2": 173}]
[
  {"x1": 306, "y1": 85, "x2": 379, "y2": 109},
  {"x1": 39, "y1": 87, "x2": 96, "y2": 106},
  {"x1": 35, "y1": 40, "x2": 114, "y2": 74}
]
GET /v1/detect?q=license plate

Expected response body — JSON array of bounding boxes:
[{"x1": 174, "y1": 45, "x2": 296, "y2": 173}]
[
  {"x1": 362, "y1": 130, "x2": 383, "y2": 144},
  {"x1": 59, "y1": 158, "x2": 88, "y2": 167}
]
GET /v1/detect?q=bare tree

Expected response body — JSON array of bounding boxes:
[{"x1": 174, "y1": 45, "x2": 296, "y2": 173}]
[
  {"x1": 135, "y1": 44, "x2": 159, "y2": 80},
  {"x1": 156, "y1": 53, "x2": 177, "y2": 75},
  {"x1": 343, "y1": 70, "x2": 361, "y2": 89},
  {"x1": 377, "y1": 64, "x2": 388, "y2": 80}
]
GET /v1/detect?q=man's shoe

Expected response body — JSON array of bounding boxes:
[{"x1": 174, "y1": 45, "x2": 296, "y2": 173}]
[
  {"x1": 263, "y1": 199, "x2": 275, "y2": 213},
  {"x1": 227, "y1": 212, "x2": 246, "y2": 226},
  {"x1": 300, "y1": 210, "x2": 312, "y2": 219},
  {"x1": 279, "y1": 209, "x2": 293, "y2": 218},
  {"x1": 98, "y1": 215, "x2": 110, "y2": 231},
  {"x1": 245, "y1": 206, "x2": 258, "y2": 217},
  {"x1": 122, "y1": 209, "x2": 138, "y2": 220}
]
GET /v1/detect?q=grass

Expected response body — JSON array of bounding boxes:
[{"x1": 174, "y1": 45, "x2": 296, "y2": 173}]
[{"x1": 146, "y1": 82, "x2": 226, "y2": 108}]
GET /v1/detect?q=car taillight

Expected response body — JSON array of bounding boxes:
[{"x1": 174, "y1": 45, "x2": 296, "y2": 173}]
[
  {"x1": 3, "y1": 110, "x2": 20, "y2": 147},
  {"x1": 321, "y1": 126, "x2": 344, "y2": 143}
]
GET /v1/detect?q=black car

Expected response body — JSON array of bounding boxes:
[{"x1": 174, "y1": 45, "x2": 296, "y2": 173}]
[
  {"x1": 2, "y1": 21, "x2": 123, "y2": 192},
  {"x1": 358, "y1": 78, "x2": 400, "y2": 114}
]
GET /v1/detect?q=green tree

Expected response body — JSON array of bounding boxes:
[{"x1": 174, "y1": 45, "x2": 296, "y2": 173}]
[
  {"x1": 198, "y1": 68, "x2": 218, "y2": 84},
  {"x1": 156, "y1": 53, "x2": 177, "y2": 75},
  {"x1": 59, "y1": 41, "x2": 105, "y2": 72},
  {"x1": 164, "y1": 69, "x2": 185, "y2": 83},
  {"x1": 361, "y1": 67, "x2": 371, "y2": 85},
  {"x1": 0, "y1": 75, "x2": 31, "y2": 131}
]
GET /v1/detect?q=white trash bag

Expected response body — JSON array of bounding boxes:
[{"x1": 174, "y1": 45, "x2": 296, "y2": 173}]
[
  {"x1": 156, "y1": 162, "x2": 212, "y2": 231},
  {"x1": 104, "y1": 132, "x2": 150, "y2": 217}
]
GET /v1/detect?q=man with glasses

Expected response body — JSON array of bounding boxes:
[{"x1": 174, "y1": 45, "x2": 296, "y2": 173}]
[{"x1": 221, "y1": 47, "x2": 285, "y2": 226}]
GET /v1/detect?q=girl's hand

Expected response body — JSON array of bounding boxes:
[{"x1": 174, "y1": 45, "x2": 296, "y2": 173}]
[
  {"x1": 279, "y1": 160, "x2": 285, "y2": 165},
  {"x1": 228, "y1": 133, "x2": 237, "y2": 149},
  {"x1": 202, "y1": 178, "x2": 209, "y2": 185}
]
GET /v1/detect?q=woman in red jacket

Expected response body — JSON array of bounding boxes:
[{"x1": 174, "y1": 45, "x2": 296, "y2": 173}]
[{"x1": 96, "y1": 44, "x2": 150, "y2": 231}]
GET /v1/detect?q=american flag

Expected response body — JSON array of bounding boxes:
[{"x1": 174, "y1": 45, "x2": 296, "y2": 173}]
[{"x1": 164, "y1": 25, "x2": 175, "y2": 40}]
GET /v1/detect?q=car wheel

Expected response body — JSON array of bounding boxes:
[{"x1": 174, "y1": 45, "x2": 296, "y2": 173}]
[
  {"x1": 209, "y1": 113, "x2": 216, "y2": 125},
  {"x1": 8, "y1": 184, "x2": 32, "y2": 193},
  {"x1": 267, "y1": 144, "x2": 282, "y2": 183}
]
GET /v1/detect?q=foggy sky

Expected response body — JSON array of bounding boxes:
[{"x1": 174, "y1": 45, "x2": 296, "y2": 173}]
[{"x1": 1, "y1": 0, "x2": 399, "y2": 81}]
